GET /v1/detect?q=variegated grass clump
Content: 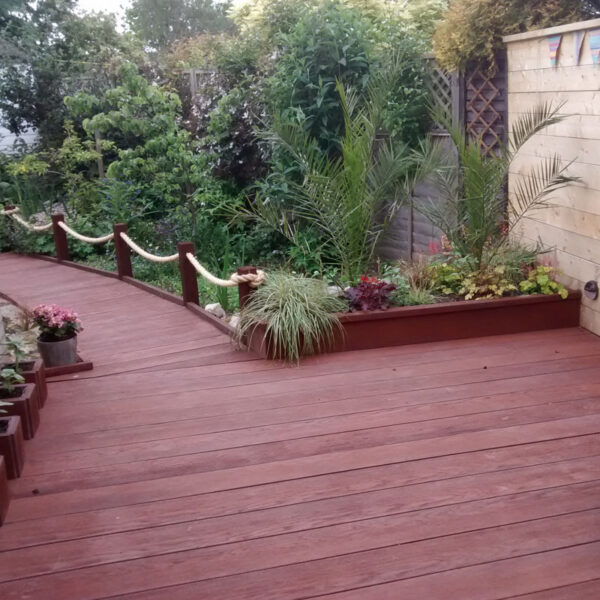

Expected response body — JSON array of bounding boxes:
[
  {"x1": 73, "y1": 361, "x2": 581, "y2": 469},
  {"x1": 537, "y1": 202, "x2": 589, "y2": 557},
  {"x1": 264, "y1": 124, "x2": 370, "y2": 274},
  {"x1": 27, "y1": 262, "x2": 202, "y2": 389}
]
[{"x1": 237, "y1": 272, "x2": 346, "y2": 363}]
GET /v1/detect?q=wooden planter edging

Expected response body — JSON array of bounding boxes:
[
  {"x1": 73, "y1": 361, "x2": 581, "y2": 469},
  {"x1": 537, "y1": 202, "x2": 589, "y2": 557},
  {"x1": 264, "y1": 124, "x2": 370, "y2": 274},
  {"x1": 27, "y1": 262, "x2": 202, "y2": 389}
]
[
  {"x1": 2, "y1": 383, "x2": 40, "y2": 440},
  {"x1": 247, "y1": 291, "x2": 581, "y2": 358},
  {"x1": 0, "y1": 359, "x2": 47, "y2": 408},
  {"x1": 0, "y1": 416, "x2": 25, "y2": 479},
  {"x1": 0, "y1": 456, "x2": 9, "y2": 524}
]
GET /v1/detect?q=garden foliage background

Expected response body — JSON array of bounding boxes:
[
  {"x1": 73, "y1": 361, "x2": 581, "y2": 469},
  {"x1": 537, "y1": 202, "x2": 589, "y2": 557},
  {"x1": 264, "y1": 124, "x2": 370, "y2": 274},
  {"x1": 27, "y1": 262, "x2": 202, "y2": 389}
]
[{"x1": 1, "y1": 0, "x2": 598, "y2": 311}]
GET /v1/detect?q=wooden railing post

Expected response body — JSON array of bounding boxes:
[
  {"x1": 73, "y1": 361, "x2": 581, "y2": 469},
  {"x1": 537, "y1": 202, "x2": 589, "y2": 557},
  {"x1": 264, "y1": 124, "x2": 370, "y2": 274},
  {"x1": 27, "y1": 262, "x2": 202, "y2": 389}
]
[
  {"x1": 178, "y1": 242, "x2": 199, "y2": 305},
  {"x1": 113, "y1": 223, "x2": 133, "y2": 279},
  {"x1": 51, "y1": 214, "x2": 69, "y2": 262},
  {"x1": 237, "y1": 266, "x2": 257, "y2": 309}
]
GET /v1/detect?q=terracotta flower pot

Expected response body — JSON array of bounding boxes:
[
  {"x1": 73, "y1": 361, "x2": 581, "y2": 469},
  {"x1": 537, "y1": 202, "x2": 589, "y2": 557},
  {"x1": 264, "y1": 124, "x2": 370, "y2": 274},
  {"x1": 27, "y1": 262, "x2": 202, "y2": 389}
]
[
  {"x1": 0, "y1": 359, "x2": 47, "y2": 408},
  {"x1": 0, "y1": 416, "x2": 25, "y2": 479},
  {"x1": 0, "y1": 456, "x2": 10, "y2": 525},
  {"x1": 37, "y1": 334, "x2": 78, "y2": 367},
  {"x1": 1, "y1": 383, "x2": 40, "y2": 440}
]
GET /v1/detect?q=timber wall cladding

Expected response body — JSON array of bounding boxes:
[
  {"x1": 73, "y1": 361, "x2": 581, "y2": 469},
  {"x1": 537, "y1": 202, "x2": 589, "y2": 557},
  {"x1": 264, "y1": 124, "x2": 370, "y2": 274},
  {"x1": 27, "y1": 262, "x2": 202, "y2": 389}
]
[{"x1": 504, "y1": 18, "x2": 600, "y2": 336}]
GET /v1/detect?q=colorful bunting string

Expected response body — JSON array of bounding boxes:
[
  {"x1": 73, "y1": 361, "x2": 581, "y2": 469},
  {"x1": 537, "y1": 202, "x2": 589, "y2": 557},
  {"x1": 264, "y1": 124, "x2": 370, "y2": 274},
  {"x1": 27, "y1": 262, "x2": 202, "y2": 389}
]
[
  {"x1": 548, "y1": 34, "x2": 562, "y2": 67},
  {"x1": 590, "y1": 29, "x2": 600, "y2": 66}
]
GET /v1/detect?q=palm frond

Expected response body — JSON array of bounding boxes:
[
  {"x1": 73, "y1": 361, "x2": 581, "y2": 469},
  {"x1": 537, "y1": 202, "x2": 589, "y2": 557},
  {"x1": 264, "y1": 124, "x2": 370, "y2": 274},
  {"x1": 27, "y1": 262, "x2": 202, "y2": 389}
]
[
  {"x1": 509, "y1": 101, "x2": 566, "y2": 156},
  {"x1": 510, "y1": 155, "x2": 580, "y2": 223}
]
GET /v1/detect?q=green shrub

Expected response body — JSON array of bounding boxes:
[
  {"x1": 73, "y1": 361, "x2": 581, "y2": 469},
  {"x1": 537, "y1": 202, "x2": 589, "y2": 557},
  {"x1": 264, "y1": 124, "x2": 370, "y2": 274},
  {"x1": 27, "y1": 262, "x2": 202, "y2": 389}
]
[
  {"x1": 237, "y1": 272, "x2": 345, "y2": 363},
  {"x1": 519, "y1": 265, "x2": 568, "y2": 299},
  {"x1": 433, "y1": 0, "x2": 592, "y2": 73}
]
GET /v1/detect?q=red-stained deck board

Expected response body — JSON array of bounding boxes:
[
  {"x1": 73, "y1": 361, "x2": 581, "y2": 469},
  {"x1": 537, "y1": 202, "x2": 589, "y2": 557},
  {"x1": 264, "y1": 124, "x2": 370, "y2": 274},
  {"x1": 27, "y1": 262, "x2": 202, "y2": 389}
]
[{"x1": 0, "y1": 252, "x2": 599, "y2": 599}]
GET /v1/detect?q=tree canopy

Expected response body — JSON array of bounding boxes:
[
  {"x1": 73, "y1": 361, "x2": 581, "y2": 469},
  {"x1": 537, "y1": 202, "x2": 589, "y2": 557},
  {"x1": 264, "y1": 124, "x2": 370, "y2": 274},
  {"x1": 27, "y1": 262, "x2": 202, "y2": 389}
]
[{"x1": 125, "y1": 0, "x2": 233, "y2": 52}]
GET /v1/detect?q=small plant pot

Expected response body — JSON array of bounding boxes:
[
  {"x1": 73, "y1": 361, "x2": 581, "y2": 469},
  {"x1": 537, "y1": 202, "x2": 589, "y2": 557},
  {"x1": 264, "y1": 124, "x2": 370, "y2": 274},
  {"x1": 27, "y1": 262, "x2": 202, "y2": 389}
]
[
  {"x1": 37, "y1": 335, "x2": 78, "y2": 368},
  {"x1": 0, "y1": 456, "x2": 10, "y2": 525},
  {"x1": 0, "y1": 359, "x2": 47, "y2": 408},
  {"x1": 0, "y1": 416, "x2": 25, "y2": 479},
  {"x1": 1, "y1": 383, "x2": 40, "y2": 440}
]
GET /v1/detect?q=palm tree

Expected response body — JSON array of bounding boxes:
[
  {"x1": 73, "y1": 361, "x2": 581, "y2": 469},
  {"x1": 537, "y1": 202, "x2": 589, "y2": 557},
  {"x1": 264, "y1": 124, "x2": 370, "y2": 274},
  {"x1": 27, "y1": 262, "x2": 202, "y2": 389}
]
[
  {"x1": 241, "y1": 63, "x2": 441, "y2": 283},
  {"x1": 416, "y1": 102, "x2": 579, "y2": 269}
]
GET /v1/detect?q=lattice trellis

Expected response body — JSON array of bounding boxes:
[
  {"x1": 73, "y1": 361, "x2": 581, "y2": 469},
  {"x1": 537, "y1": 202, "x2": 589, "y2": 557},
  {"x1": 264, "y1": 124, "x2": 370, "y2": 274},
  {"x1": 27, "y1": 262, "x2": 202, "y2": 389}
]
[
  {"x1": 426, "y1": 60, "x2": 453, "y2": 132},
  {"x1": 465, "y1": 65, "x2": 506, "y2": 155}
]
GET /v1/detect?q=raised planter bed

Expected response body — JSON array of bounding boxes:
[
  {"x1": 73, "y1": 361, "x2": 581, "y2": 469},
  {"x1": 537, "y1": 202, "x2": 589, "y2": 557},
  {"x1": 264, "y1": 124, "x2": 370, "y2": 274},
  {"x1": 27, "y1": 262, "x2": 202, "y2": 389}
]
[
  {"x1": 0, "y1": 359, "x2": 47, "y2": 408},
  {"x1": 0, "y1": 416, "x2": 25, "y2": 479},
  {"x1": 246, "y1": 291, "x2": 581, "y2": 358},
  {"x1": 2, "y1": 383, "x2": 40, "y2": 440},
  {"x1": 0, "y1": 456, "x2": 9, "y2": 524}
]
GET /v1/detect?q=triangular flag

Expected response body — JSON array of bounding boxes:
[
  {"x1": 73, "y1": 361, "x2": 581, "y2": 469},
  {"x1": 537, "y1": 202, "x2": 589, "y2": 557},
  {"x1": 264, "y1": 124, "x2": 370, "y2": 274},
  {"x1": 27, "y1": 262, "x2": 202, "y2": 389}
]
[
  {"x1": 574, "y1": 31, "x2": 585, "y2": 65},
  {"x1": 590, "y1": 29, "x2": 600, "y2": 66},
  {"x1": 548, "y1": 34, "x2": 562, "y2": 67}
]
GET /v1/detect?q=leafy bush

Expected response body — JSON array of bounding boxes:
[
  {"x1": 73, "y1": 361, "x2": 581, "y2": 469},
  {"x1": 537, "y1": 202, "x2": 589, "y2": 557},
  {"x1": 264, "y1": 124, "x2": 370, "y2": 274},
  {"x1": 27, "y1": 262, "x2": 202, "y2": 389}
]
[
  {"x1": 66, "y1": 63, "x2": 211, "y2": 217},
  {"x1": 237, "y1": 272, "x2": 345, "y2": 363},
  {"x1": 268, "y1": 0, "x2": 372, "y2": 154},
  {"x1": 245, "y1": 72, "x2": 436, "y2": 282},
  {"x1": 345, "y1": 276, "x2": 396, "y2": 311},
  {"x1": 519, "y1": 265, "x2": 568, "y2": 299},
  {"x1": 459, "y1": 265, "x2": 516, "y2": 300},
  {"x1": 433, "y1": 0, "x2": 592, "y2": 72}
]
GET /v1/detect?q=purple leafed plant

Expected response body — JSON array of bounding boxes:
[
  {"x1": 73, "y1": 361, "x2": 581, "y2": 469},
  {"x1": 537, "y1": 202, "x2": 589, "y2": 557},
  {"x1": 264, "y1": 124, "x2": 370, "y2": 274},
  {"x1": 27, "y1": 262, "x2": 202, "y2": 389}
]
[{"x1": 345, "y1": 276, "x2": 396, "y2": 312}]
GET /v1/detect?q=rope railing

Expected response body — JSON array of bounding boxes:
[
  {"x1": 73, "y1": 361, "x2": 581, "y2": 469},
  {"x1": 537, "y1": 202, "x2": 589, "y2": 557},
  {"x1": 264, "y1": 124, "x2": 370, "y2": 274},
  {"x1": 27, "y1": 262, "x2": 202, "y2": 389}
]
[
  {"x1": 1, "y1": 204, "x2": 266, "y2": 309},
  {"x1": 119, "y1": 232, "x2": 179, "y2": 263},
  {"x1": 186, "y1": 253, "x2": 266, "y2": 288},
  {"x1": 0, "y1": 207, "x2": 53, "y2": 232},
  {"x1": 58, "y1": 221, "x2": 114, "y2": 244}
]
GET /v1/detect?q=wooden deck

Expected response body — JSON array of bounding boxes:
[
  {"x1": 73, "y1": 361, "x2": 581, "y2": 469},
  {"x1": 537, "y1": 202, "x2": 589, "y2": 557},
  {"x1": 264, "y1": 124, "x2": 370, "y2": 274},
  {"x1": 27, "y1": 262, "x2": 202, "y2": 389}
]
[{"x1": 0, "y1": 252, "x2": 599, "y2": 599}]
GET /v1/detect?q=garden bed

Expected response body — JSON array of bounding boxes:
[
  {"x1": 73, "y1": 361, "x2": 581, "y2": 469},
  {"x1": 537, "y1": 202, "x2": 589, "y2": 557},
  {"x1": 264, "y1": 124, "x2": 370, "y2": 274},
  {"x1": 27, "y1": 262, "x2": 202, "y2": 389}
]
[{"x1": 246, "y1": 291, "x2": 581, "y2": 358}]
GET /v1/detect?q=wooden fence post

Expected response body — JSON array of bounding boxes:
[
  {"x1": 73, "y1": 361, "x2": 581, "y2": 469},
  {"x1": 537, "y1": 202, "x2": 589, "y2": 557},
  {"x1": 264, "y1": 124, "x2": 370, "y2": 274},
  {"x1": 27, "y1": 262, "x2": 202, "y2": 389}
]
[
  {"x1": 51, "y1": 214, "x2": 69, "y2": 262},
  {"x1": 178, "y1": 242, "x2": 199, "y2": 305},
  {"x1": 237, "y1": 266, "x2": 257, "y2": 310},
  {"x1": 113, "y1": 223, "x2": 133, "y2": 279}
]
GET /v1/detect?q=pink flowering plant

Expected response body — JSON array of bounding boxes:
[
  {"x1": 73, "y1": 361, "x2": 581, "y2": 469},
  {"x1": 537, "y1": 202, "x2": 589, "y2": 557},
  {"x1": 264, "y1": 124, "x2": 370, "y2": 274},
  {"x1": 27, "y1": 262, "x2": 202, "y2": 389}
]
[{"x1": 33, "y1": 304, "x2": 83, "y2": 342}]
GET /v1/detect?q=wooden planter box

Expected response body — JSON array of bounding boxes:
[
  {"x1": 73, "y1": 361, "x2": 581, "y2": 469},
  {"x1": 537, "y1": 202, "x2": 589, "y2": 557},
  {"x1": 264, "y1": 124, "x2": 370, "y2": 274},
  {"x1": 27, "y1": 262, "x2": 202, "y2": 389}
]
[
  {"x1": 1, "y1": 383, "x2": 39, "y2": 440},
  {"x1": 0, "y1": 416, "x2": 25, "y2": 479},
  {"x1": 0, "y1": 456, "x2": 10, "y2": 525},
  {"x1": 246, "y1": 291, "x2": 581, "y2": 358},
  {"x1": 1, "y1": 359, "x2": 47, "y2": 408}
]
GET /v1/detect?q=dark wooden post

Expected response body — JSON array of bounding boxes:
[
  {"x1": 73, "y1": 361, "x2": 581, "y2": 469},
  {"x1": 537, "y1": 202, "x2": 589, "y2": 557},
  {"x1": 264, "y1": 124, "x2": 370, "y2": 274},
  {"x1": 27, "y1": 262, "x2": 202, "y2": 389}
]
[
  {"x1": 51, "y1": 214, "x2": 69, "y2": 262},
  {"x1": 178, "y1": 242, "x2": 199, "y2": 305},
  {"x1": 113, "y1": 223, "x2": 133, "y2": 279},
  {"x1": 237, "y1": 266, "x2": 257, "y2": 309}
]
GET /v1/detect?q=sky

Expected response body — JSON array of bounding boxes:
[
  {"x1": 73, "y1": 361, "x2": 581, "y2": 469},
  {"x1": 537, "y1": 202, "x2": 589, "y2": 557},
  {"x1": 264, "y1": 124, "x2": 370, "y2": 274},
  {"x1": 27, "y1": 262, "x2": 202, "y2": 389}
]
[{"x1": 76, "y1": 0, "x2": 130, "y2": 29}]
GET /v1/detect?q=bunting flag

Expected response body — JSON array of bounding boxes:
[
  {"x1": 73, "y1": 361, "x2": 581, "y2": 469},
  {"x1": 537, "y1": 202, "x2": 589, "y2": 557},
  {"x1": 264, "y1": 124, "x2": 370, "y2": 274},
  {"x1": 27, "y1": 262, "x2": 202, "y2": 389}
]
[
  {"x1": 574, "y1": 31, "x2": 585, "y2": 65},
  {"x1": 590, "y1": 29, "x2": 600, "y2": 66},
  {"x1": 548, "y1": 34, "x2": 562, "y2": 67}
]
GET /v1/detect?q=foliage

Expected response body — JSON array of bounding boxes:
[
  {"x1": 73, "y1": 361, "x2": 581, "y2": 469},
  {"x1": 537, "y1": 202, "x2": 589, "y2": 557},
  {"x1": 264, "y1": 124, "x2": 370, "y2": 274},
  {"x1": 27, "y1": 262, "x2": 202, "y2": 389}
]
[
  {"x1": 434, "y1": 0, "x2": 596, "y2": 73},
  {"x1": 459, "y1": 265, "x2": 516, "y2": 300},
  {"x1": 1, "y1": 335, "x2": 29, "y2": 373},
  {"x1": 126, "y1": 0, "x2": 233, "y2": 52},
  {"x1": 237, "y1": 272, "x2": 345, "y2": 363},
  {"x1": 345, "y1": 276, "x2": 396, "y2": 311},
  {"x1": 415, "y1": 103, "x2": 578, "y2": 270},
  {"x1": 66, "y1": 63, "x2": 213, "y2": 217},
  {"x1": 244, "y1": 71, "x2": 438, "y2": 282},
  {"x1": 33, "y1": 304, "x2": 83, "y2": 341},
  {"x1": 268, "y1": 1, "x2": 371, "y2": 154},
  {"x1": 0, "y1": 1, "x2": 144, "y2": 148},
  {"x1": 520, "y1": 265, "x2": 568, "y2": 299},
  {"x1": 0, "y1": 368, "x2": 24, "y2": 395}
]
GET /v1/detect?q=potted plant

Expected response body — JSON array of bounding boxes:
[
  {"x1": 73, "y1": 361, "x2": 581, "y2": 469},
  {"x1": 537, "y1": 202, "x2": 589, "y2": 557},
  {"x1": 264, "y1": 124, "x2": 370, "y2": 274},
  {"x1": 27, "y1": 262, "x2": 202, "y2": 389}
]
[
  {"x1": 0, "y1": 396, "x2": 25, "y2": 480},
  {"x1": 0, "y1": 368, "x2": 39, "y2": 440},
  {"x1": 1, "y1": 336, "x2": 48, "y2": 408},
  {"x1": 33, "y1": 304, "x2": 83, "y2": 367}
]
